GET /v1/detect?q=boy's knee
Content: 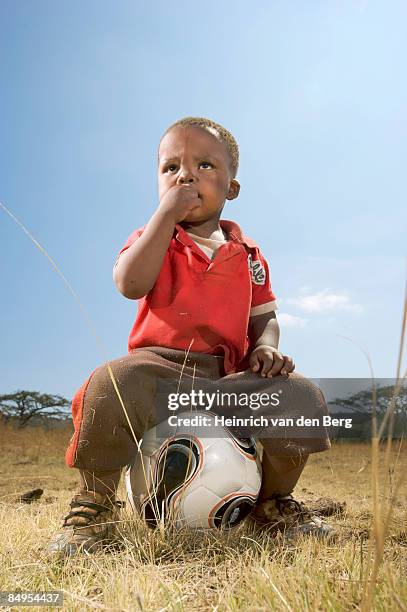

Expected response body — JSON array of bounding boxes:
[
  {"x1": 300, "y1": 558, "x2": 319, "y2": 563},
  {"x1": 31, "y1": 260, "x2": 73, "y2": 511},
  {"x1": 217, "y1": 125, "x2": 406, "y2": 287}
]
[
  {"x1": 86, "y1": 363, "x2": 115, "y2": 396},
  {"x1": 288, "y1": 373, "x2": 327, "y2": 411}
]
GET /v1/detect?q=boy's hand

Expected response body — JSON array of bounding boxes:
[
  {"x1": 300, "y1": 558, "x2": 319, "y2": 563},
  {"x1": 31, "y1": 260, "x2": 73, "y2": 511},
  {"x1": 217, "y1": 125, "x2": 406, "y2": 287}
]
[
  {"x1": 158, "y1": 184, "x2": 201, "y2": 223},
  {"x1": 249, "y1": 345, "x2": 295, "y2": 378}
]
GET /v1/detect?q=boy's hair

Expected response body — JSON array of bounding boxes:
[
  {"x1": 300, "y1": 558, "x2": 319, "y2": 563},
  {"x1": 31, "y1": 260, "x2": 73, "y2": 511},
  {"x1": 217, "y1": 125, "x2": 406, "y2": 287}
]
[{"x1": 161, "y1": 116, "x2": 239, "y2": 178}]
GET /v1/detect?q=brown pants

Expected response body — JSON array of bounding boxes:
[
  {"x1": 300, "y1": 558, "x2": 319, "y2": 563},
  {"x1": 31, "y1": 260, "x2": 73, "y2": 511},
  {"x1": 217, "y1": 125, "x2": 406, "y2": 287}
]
[{"x1": 66, "y1": 347, "x2": 330, "y2": 471}]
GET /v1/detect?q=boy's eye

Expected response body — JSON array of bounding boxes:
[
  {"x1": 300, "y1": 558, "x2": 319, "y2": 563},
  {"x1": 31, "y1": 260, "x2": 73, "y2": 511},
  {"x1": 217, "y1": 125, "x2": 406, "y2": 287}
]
[{"x1": 164, "y1": 161, "x2": 213, "y2": 172}]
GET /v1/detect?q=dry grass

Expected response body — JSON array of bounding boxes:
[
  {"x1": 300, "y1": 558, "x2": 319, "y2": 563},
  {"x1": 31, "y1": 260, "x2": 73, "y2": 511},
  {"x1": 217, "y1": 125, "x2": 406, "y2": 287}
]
[{"x1": 0, "y1": 423, "x2": 406, "y2": 611}]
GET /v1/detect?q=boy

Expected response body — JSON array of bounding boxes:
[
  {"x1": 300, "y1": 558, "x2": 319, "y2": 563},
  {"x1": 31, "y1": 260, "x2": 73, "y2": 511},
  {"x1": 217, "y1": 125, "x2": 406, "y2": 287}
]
[{"x1": 47, "y1": 117, "x2": 331, "y2": 557}]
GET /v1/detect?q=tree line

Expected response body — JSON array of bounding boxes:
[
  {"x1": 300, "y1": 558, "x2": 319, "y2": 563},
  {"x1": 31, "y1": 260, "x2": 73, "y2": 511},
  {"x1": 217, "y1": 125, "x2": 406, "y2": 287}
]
[{"x1": 0, "y1": 390, "x2": 70, "y2": 428}]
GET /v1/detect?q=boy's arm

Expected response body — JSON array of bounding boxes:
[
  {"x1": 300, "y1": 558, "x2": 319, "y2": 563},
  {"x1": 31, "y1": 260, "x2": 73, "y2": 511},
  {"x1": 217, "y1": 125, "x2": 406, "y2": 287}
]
[
  {"x1": 248, "y1": 311, "x2": 295, "y2": 377},
  {"x1": 113, "y1": 209, "x2": 176, "y2": 299},
  {"x1": 248, "y1": 310, "x2": 280, "y2": 350},
  {"x1": 113, "y1": 185, "x2": 201, "y2": 299}
]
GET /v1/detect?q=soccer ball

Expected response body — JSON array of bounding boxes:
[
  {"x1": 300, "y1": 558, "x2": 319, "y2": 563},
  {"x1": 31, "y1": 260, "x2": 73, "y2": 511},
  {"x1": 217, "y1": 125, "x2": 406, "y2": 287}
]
[{"x1": 125, "y1": 411, "x2": 262, "y2": 529}]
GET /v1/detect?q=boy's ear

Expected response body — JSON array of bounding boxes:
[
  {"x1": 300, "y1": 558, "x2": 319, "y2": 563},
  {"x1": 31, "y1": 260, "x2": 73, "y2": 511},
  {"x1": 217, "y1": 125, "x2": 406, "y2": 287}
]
[{"x1": 226, "y1": 179, "x2": 240, "y2": 201}]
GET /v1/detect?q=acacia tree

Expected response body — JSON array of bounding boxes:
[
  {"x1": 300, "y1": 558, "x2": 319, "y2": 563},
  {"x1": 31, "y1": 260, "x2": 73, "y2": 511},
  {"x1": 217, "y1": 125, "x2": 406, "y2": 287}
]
[
  {"x1": 0, "y1": 391, "x2": 70, "y2": 428},
  {"x1": 330, "y1": 384, "x2": 407, "y2": 417},
  {"x1": 328, "y1": 383, "x2": 407, "y2": 440}
]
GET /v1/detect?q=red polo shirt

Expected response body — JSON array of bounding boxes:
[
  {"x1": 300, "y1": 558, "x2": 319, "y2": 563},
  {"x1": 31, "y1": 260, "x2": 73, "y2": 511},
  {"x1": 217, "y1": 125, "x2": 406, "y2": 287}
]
[{"x1": 117, "y1": 219, "x2": 277, "y2": 374}]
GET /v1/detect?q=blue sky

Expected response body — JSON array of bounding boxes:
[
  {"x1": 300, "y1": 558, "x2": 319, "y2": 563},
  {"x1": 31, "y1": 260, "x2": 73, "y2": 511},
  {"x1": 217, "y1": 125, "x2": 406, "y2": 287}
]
[{"x1": 0, "y1": 1, "x2": 406, "y2": 400}]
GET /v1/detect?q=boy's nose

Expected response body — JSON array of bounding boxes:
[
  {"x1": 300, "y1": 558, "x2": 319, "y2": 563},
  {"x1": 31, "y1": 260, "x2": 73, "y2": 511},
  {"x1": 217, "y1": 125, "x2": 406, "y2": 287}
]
[{"x1": 177, "y1": 167, "x2": 195, "y2": 184}]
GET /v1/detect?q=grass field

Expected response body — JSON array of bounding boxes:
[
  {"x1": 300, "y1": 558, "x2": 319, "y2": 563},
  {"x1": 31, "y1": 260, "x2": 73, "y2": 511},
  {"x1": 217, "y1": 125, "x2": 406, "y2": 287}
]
[{"x1": 0, "y1": 422, "x2": 406, "y2": 611}]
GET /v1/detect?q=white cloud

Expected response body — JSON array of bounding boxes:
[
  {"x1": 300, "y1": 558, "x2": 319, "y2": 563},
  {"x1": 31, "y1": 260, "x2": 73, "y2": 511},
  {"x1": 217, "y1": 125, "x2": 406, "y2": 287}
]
[
  {"x1": 277, "y1": 313, "x2": 308, "y2": 328},
  {"x1": 298, "y1": 285, "x2": 312, "y2": 294},
  {"x1": 287, "y1": 289, "x2": 363, "y2": 314}
]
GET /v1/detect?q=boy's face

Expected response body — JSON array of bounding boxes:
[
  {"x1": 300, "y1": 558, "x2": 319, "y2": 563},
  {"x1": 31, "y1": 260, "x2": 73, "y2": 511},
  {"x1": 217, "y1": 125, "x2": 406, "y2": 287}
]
[{"x1": 158, "y1": 126, "x2": 240, "y2": 223}]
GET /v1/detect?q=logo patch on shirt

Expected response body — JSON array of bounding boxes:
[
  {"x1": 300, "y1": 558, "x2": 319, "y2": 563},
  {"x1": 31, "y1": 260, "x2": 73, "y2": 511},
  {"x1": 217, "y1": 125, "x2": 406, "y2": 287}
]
[{"x1": 248, "y1": 254, "x2": 266, "y2": 285}]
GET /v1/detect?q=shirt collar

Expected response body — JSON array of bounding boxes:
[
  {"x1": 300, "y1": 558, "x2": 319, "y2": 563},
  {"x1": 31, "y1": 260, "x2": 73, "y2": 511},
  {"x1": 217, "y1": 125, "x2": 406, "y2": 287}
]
[{"x1": 175, "y1": 219, "x2": 257, "y2": 249}]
